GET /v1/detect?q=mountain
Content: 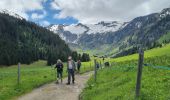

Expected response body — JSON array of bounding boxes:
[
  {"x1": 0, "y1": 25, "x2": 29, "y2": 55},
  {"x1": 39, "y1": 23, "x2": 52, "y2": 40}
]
[
  {"x1": 48, "y1": 8, "x2": 170, "y2": 57},
  {"x1": 0, "y1": 9, "x2": 24, "y2": 20},
  {"x1": 0, "y1": 11, "x2": 71, "y2": 66},
  {"x1": 48, "y1": 21, "x2": 127, "y2": 44},
  {"x1": 108, "y1": 8, "x2": 170, "y2": 57}
]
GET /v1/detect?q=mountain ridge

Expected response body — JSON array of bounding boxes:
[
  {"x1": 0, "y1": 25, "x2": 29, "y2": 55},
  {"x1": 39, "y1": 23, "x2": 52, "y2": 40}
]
[
  {"x1": 48, "y1": 21, "x2": 127, "y2": 44},
  {"x1": 48, "y1": 7, "x2": 170, "y2": 57}
]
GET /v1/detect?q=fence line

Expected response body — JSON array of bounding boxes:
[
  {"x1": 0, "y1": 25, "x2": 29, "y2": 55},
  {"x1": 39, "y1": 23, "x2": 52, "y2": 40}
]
[{"x1": 144, "y1": 64, "x2": 170, "y2": 70}]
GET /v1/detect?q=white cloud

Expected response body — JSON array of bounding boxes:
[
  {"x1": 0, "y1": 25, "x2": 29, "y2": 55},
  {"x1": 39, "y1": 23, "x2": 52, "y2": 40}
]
[
  {"x1": 53, "y1": 13, "x2": 59, "y2": 19},
  {"x1": 31, "y1": 11, "x2": 47, "y2": 20},
  {"x1": 41, "y1": 20, "x2": 50, "y2": 26},
  {"x1": 0, "y1": 0, "x2": 46, "y2": 19},
  {"x1": 52, "y1": 0, "x2": 170, "y2": 24},
  {"x1": 51, "y1": 2, "x2": 61, "y2": 10},
  {"x1": 53, "y1": 13, "x2": 66, "y2": 19}
]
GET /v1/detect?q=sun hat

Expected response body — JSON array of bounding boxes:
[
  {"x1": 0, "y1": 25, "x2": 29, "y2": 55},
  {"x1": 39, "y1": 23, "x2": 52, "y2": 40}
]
[
  {"x1": 57, "y1": 59, "x2": 61, "y2": 63},
  {"x1": 68, "y1": 56, "x2": 72, "y2": 60}
]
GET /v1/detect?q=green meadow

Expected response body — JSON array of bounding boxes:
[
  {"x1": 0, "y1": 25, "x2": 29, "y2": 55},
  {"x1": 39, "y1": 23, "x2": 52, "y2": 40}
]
[
  {"x1": 81, "y1": 44, "x2": 170, "y2": 100},
  {"x1": 0, "y1": 60, "x2": 93, "y2": 100},
  {"x1": 1, "y1": 44, "x2": 170, "y2": 100},
  {"x1": 111, "y1": 44, "x2": 170, "y2": 62}
]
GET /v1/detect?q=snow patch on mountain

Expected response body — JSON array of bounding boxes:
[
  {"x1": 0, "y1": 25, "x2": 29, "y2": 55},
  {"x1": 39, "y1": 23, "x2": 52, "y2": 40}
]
[
  {"x1": 49, "y1": 25, "x2": 60, "y2": 32},
  {"x1": 48, "y1": 21, "x2": 128, "y2": 44},
  {"x1": 49, "y1": 21, "x2": 127, "y2": 35},
  {"x1": 64, "y1": 24, "x2": 87, "y2": 35},
  {"x1": 160, "y1": 8, "x2": 170, "y2": 18},
  {"x1": 86, "y1": 21, "x2": 124, "y2": 34},
  {"x1": 0, "y1": 9, "x2": 24, "y2": 20}
]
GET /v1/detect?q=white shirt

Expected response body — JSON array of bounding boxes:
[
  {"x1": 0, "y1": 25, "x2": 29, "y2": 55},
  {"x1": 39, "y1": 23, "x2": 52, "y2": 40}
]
[{"x1": 68, "y1": 61, "x2": 73, "y2": 69}]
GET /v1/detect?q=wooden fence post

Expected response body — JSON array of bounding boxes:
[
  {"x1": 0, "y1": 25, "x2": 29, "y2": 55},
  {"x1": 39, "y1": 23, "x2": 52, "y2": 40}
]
[
  {"x1": 90, "y1": 63, "x2": 92, "y2": 70},
  {"x1": 51, "y1": 64, "x2": 53, "y2": 76},
  {"x1": 17, "y1": 62, "x2": 21, "y2": 85},
  {"x1": 100, "y1": 61, "x2": 102, "y2": 69},
  {"x1": 135, "y1": 49, "x2": 144, "y2": 98},
  {"x1": 94, "y1": 59, "x2": 97, "y2": 82}
]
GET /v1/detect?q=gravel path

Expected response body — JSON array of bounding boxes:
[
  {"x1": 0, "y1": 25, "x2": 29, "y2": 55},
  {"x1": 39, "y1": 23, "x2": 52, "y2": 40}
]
[{"x1": 18, "y1": 72, "x2": 92, "y2": 100}]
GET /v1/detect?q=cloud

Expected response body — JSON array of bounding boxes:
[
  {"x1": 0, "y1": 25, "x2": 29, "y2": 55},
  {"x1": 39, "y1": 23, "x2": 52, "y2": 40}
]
[
  {"x1": 53, "y1": 13, "x2": 59, "y2": 19},
  {"x1": 52, "y1": 0, "x2": 170, "y2": 24},
  {"x1": 0, "y1": 0, "x2": 46, "y2": 19},
  {"x1": 41, "y1": 20, "x2": 50, "y2": 26},
  {"x1": 53, "y1": 13, "x2": 65, "y2": 19},
  {"x1": 50, "y1": 2, "x2": 61, "y2": 10},
  {"x1": 31, "y1": 11, "x2": 47, "y2": 20}
]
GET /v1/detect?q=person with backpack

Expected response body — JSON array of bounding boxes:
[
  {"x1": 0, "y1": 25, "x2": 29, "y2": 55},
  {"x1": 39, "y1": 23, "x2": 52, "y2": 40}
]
[
  {"x1": 96, "y1": 62, "x2": 100, "y2": 69},
  {"x1": 55, "y1": 59, "x2": 64, "y2": 83},
  {"x1": 66, "y1": 56, "x2": 76, "y2": 85},
  {"x1": 77, "y1": 60, "x2": 81, "y2": 73}
]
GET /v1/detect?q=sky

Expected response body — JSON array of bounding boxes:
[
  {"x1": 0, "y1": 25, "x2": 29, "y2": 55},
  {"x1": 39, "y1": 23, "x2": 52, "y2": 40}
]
[{"x1": 0, "y1": 0, "x2": 170, "y2": 26}]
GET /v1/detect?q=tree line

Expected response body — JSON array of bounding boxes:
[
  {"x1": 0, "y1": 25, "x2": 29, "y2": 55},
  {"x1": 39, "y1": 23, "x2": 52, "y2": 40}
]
[
  {"x1": 71, "y1": 51, "x2": 90, "y2": 62},
  {"x1": 0, "y1": 13, "x2": 72, "y2": 66}
]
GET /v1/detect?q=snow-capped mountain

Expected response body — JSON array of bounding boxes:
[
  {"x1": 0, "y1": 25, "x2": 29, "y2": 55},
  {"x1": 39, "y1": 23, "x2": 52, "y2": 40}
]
[
  {"x1": 159, "y1": 8, "x2": 170, "y2": 18},
  {"x1": 0, "y1": 9, "x2": 24, "y2": 20},
  {"x1": 48, "y1": 8, "x2": 170, "y2": 57},
  {"x1": 48, "y1": 21, "x2": 128, "y2": 43}
]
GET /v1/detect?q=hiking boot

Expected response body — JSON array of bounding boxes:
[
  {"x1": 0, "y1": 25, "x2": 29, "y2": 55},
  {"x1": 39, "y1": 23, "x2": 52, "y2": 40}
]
[
  {"x1": 66, "y1": 83, "x2": 70, "y2": 85},
  {"x1": 56, "y1": 80, "x2": 59, "y2": 84}
]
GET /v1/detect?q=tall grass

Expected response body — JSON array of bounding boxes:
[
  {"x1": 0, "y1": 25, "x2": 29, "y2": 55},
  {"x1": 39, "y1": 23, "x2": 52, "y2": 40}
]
[
  {"x1": 81, "y1": 44, "x2": 170, "y2": 100},
  {"x1": 81, "y1": 56, "x2": 170, "y2": 100}
]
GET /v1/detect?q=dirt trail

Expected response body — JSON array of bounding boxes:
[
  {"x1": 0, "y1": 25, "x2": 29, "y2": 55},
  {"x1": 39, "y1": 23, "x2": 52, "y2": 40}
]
[{"x1": 18, "y1": 72, "x2": 92, "y2": 100}]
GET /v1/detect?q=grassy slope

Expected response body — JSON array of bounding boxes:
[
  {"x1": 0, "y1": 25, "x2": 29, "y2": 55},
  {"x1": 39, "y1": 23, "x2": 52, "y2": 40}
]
[
  {"x1": 158, "y1": 31, "x2": 170, "y2": 43},
  {"x1": 75, "y1": 44, "x2": 119, "y2": 56},
  {"x1": 111, "y1": 44, "x2": 170, "y2": 62},
  {"x1": 1, "y1": 44, "x2": 170, "y2": 100},
  {"x1": 81, "y1": 44, "x2": 170, "y2": 100},
  {"x1": 0, "y1": 60, "x2": 93, "y2": 100}
]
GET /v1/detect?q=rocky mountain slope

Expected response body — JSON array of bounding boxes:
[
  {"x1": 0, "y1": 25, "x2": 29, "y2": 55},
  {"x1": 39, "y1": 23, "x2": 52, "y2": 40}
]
[
  {"x1": 48, "y1": 21, "x2": 128, "y2": 44},
  {"x1": 48, "y1": 8, "x2": 170, "y2": 57}
]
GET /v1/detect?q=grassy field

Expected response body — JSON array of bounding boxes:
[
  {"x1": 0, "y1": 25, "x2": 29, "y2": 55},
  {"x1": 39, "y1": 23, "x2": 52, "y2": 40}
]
[
  {"x1": 1, "y1": 44, "x2": 170, "y2": 100},
  {"x1": 81, "y1": 44, "x2": 170, "y2": 100},
  {"x1": 0, "y1": 60, "x2": 93, "y2": 100},
  {"x1": 111, "y1": 44, "x2": 170, "y2": 62}
]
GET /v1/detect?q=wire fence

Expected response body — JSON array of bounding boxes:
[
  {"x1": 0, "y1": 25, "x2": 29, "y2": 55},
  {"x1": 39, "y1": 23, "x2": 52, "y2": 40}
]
[
  {"x1": 0, "y1": 56, "x2": 170, "y2": 99},
  {"x1": 0, "y1": 61, "x2": 96, "y2": 88},
  {"x1": 144, "y1": 63, "x2": 170, "y2": 70}
]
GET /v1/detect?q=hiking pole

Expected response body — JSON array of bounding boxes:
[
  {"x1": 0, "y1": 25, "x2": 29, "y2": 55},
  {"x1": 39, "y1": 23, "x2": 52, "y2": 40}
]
[{"x1": 54, "y1": 67, "x2": 57, "y2": 80}]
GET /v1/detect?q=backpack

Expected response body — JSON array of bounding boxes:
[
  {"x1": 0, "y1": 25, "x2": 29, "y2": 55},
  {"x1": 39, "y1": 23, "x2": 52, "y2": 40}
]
[{"x1": 56, "y1": 63, "x2": 63, "y2": 70}]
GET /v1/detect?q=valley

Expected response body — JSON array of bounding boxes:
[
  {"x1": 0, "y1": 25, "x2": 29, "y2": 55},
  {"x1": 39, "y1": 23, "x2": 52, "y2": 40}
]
[
  {"x1": 48, "y1": 8, "x2": 170, "y2": 57},
  {"x1": 0, "y1": 2, "x2": 170, "y2": 100}
]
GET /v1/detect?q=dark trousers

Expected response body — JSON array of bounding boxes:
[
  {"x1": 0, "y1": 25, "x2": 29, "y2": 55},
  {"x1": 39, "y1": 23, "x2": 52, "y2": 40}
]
[
  {"x1": 57, "y1": 71, "x2": 63, "y2": 82},
  {"x1": 77, "y1": 66, "x2": 80, "y2": 73},
  {"x1": 67, "y1": 69, "x2": 75, "y2": 83}
]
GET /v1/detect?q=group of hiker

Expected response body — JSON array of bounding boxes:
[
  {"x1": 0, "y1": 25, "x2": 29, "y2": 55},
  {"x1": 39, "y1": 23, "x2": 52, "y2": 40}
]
[{"x1": 54, "y1": 56, "x2": 81, "y2": 85}]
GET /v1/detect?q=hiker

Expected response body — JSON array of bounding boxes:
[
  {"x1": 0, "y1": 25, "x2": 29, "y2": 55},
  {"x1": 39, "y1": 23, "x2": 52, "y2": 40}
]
[
  {"x1": 55, "y1": 59, "x2": 64, "y2": 83},
  {"x1": 96, "y1": 62, "x2": 100, "y2": 69},
  {"x1": 77, "y1": 60, "x2": 81, "y2": 73},
  {"x1": 66, "y1": 56, "x2": 76, "y2": 85}
]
